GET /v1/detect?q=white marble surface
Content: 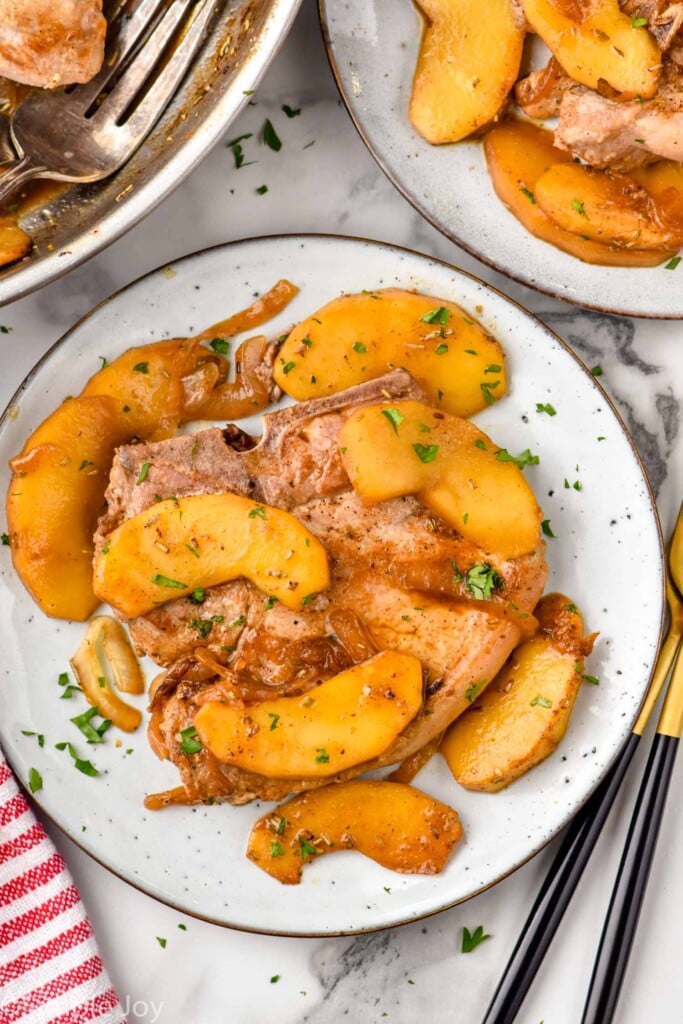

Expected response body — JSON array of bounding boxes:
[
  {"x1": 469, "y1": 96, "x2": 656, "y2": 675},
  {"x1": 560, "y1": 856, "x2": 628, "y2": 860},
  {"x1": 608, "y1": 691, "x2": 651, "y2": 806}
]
[{"x1": 1, "y1": 3, "x2": 682, "y2": 1022}]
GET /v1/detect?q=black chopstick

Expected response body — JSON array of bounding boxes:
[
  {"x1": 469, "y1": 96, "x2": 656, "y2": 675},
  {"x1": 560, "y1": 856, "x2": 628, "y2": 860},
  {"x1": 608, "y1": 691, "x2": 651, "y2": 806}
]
[
  {"x1": 580, "y1": 730, "x2": 678, "y2": 1023},
  {"x1": 480, "y1": 733, "x2": 640, "y2": 1024}
]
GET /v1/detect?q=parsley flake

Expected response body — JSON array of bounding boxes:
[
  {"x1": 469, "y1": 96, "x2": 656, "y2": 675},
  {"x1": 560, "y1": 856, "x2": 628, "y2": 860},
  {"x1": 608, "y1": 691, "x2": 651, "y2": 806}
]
[
  {"x1": 461, "y1": 925, "x2": 491, "y2": 953},
  {"x1": 353, "y1": 341, "x2": 367, "y2": 353},
  {"x1": 536, "y1": 402, "x2": 556, "y2": 416},
  {"x1": 495, "y1": 448, "x2": 539, "y2": 470},
  {"x1": 179, "y1": 726, "x2": 203, "y2": 755},
  {"x1": 665, "y1": 256, "x2": 681, "y2": 270},
  {"x1": 520, "y1": 186, "x2": 536, "y2": 204},
  {"x1": 136, "y1": 461, "x2": 151, "y2": 485},
  {"x1": 464, "y1": 563, "x2": 504, "y2": 601},
  {"x1": 465, "y1": 679, "x2": 487, "y2": 703},
  {"x1": 28, "y1": 767, "x2": 43, "y2": 794},
  {"x1": 413, "y1": 443, "x2": 439, "y2": 463},
  {"x1": 541, "y1": 519, "x2": 557, "y2": 538},
  {"x1": 381, "y1": 408, "x2": 405, "y2": 434},
  {"x1": 282, "y1": 104, "x2": 301, "y2": 118},
  {"x1": 582, "y1": 674, "x2": 600, "y2": 685},
  {"x1": 263, "y1": 119, "x2": 282, "y2": 151},
  {"x1": 420, "y1": 306, "x2": 450, "y2": 325},
  {"x1": 132, "y1": 362, "x2": 149, "y2": 374},
  {"x1": 210, "y1": 338, "x2": 230, "y2": 355},
  {"x1": 248, "y1": 505, "x2": 267, "y2": 519},
  {"x1": 151, "y1": 574, "x2": 187, "y2": 589},
  {"x1": 315, "y1": 747, "x2": 330, "y2": 763},
  {"x1": 530, "y1": 694, "x2": 553, "y2": 708},
  {"x1": 571, "y1": 198, "x2": 589, "y2": 219}
]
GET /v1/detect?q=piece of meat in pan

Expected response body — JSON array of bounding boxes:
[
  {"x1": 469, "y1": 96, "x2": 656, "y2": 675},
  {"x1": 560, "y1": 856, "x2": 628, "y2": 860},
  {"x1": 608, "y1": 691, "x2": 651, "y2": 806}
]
[
  {"x1": 96, "y1": 370, "x2": 547, "y2": 806},
  {"x1": 0, "y1": 0, "x2": 106, "y2": 88}
]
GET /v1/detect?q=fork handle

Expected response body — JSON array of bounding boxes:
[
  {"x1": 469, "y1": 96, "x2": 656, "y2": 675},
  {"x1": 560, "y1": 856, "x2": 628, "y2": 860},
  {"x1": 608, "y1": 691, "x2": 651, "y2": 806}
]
[{"x1": 0, "y1": 154, "x2": 47, "y2": 204}]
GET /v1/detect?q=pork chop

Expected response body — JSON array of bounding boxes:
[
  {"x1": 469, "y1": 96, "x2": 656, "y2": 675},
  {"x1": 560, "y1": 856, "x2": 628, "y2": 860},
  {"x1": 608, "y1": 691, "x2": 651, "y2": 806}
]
[
  {"x1": 0, "y1": 0, "x2": 106, "y2": 88},
  {"x1": 97, "y1": 371, "x2": 547, "y2": 806}
]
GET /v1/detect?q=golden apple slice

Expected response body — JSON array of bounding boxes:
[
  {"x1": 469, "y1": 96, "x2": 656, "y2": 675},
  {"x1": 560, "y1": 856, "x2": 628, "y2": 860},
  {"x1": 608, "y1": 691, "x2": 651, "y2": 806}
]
[
  {"x1": 441, "y1": 594, "x2": 594, "y2": 790},
  {"x1": 338, "y1": 400, "x2": 542, "y2": 559},
  {"x1": 246, "y1": 780, "x2": 463, "y2": 884},
  {"x1": 6, "y1": 395, "x2": 133, "y2": 621},
  {"x1": 194, "y1": 651, "x2": 423, "y2": 778},
  {"x1": 523, "y1": 0, "x2": 660, "y2": 99},
  {"x1": 410, "y1": 0, "x2": 525, "y2": 143},
  {"x1": 0, "y1": 216, "x2": 31, "y2": 267},
  {"x1": 93, "y1": 493, "x2": 330, "y2": 618},
  {"x1": 484, "y1": 120, "x2": 676, "y2": 267},
  {"x1": 535, "y1": 162, "x2": 683, "y2": 250},
  {"x1": 273, "y1": 289, "x2": 506, "y2": 418}
]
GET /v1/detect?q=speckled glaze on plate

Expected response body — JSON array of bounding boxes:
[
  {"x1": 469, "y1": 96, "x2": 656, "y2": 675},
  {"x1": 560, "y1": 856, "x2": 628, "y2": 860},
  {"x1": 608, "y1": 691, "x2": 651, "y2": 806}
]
[
  {"x1": 0, "y1": 235, "x2": 664, "y2": 935},
  {"x1": 319, "y1": 1, "x2": 683, "y2": 319}
]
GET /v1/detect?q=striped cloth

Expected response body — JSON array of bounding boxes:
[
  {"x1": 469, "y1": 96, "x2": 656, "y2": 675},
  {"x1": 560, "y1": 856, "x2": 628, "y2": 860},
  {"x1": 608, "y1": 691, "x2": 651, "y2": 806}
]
[{"x1": 0, "y1": 753, "x2": 125, "y2": 1024}]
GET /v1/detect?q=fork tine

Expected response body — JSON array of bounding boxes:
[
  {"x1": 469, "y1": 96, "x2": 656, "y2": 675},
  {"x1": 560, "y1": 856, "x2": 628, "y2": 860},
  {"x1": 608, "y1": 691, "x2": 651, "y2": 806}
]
[
  {"x1": 123, "y1": 0, "x2": 216, "y2": 136},
  {"x1": 94, "y1": 0, "x2": 201, "y2": 124},
  {"x1": 74, "y1": 0, "x2": 172, "y2": 111}
]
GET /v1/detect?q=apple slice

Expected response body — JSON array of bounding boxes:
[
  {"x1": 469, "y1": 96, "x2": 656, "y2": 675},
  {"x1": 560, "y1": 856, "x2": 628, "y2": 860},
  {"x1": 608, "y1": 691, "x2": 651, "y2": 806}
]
[
  {"x1": 273, "y1": 288, "x2": 506, "y2": 419},
  {"x1": 194, "y1": 651, "x2": 424, "y2": 778},
  {"x1": 441, "y1": 594, "x2": 594, "y2": 790},
  {"x1": 246, "y1": 780, "x2": 462, "y2": 883},
  {"x1": 338, "y1": 400, "x2": 542, "y2": 559},
  {"x1": 93, "y1": 493, "x2": 330, "y2": 618}
]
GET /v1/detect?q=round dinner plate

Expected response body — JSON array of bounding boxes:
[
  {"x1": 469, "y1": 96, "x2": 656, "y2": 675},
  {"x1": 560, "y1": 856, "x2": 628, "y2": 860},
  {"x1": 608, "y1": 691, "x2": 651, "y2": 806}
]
[
  {"x1": 0, "y1": 234, "x2": 664, "y2": 935},
  {"x1": 320, "y1": 1, "x2": 683, "y2": 319}
]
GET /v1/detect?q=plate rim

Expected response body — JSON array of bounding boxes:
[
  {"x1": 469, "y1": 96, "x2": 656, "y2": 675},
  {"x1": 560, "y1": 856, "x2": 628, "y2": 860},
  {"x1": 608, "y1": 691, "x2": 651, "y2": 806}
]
[
  {"x1": 317, "y1": 0, "x2": 682, "y2": 321},
  {"x1": 0, "y1": 231, "x2": 667, "y2": 936}
]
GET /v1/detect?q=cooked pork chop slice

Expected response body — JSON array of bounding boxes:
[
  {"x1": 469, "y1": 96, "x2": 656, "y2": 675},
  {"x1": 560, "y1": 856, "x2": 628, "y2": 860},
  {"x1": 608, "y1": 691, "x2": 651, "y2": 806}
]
[
  {"x1": 621, "y1": 0, "x2": 683, "y2": 52},
  {"x1": 0, "y1": 0, "x2": 105, "y2": 88},
  {"x1": 554, "y1": 60, "x2": 683, "y2": 168},
  {"x1": 98, "y1": 371, "x2": 547, "y2": 805}
]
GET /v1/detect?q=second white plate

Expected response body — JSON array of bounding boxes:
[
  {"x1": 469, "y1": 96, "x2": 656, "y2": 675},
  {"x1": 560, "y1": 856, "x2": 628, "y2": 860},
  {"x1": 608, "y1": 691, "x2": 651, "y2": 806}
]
[{"x1": 320, "y1": 0, "x2": 683, "y2": 319}]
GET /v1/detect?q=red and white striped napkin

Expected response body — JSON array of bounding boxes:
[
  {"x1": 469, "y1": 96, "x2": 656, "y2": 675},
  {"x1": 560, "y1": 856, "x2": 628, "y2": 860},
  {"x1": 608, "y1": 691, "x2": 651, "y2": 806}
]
[{"x1": 0, "y1": 753, "x2": 125, "y2": 1024}]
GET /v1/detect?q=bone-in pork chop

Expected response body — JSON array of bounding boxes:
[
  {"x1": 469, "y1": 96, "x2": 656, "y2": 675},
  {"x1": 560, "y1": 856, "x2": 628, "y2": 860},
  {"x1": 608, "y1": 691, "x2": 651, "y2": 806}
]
[
  {"x1": 97, "y1": 371, "x2": 547, "y2": 806},
  {"x1": 0, "y1": 0, "x2": 106, "y2": 88}
]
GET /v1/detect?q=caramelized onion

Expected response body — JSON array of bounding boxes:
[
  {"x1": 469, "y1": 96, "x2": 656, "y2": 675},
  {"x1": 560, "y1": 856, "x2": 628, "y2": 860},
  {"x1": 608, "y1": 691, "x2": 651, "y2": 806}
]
[
  {"x1": 388, "y1": 732, "x2": 444, "y2": 784},
  {"x1": 190, "y1": 335, "x2": 273, "y2": 421},
  {"x1": 326, "y1": 608, "x2": 378, "y2": 663},
  {"x1": 144, "y1": 785, "x2": 192, "y2": 811}
]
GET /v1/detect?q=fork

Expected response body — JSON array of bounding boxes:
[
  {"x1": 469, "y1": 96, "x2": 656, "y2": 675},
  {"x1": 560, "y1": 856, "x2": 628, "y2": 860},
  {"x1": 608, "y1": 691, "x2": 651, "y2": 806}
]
[{"x1": 0, "y1": 0, "x2": 217, "y2": 204}]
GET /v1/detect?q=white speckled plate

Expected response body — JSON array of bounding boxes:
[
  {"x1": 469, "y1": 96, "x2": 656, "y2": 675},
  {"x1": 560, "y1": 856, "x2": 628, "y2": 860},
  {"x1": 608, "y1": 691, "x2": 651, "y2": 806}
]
[
  {"x1": 319, "y1": 1, "x2": 683, "y2": 319},
  {"x1": 0, "y1": 235, "x2": 664, "y2": 935}
]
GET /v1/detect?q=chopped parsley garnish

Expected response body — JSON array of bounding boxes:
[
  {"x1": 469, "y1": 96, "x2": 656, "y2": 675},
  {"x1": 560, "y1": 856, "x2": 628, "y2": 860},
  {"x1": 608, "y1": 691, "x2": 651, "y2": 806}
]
[
  {"x1": 21, "y1": 730, "x2": 45, "y2": 747},
  {"x1": 474, "y1": 439, "x2": 488, "y2": 451},
  {"x1": 631, "y1": 15, "x2": 648, "y2": 26},
  {"x1": 268, "y1": 713, "x2": 281, "y2": 731},
  {"x1": 136, "y1": 461, "x2": 151, "y2": 485},
  {"x1": 263, "y1": 119, "x2": 282, "y2": 151},
  {"x1": 156, "y1": 937, "x2": 167, "y2": 949},
  {"x1": 270, "y1": 841, "x2": 285, "y2": 857},
  {"x1": 209, "y1": 338, "x2": 230, "y2": 355},
  {"x1": 273, "y1": 816, "x2": 287, "y2": 835},
  {"x1": 270, "y1": 974, "x2": 281, "y2": 983},
  {"x1": 420, "y1": 306, "x2": 450, "y2": 325},
  {"x1": 55, "y1": 742, "x2": 98, "y2": 776},
  {"x1": 302, "y1": 336, "x2": 313, "y2": 348},
  {"x1": 256, "y1": 184, "x2": 268, "y2": 195},
  {"x1": 464, "y1": 563, "x2": 504, "y2": 601},
  {"x1": 298, "y1": 837, "x2": 319, "y2": 859},
  {"x1": 418, "y1": 423, "x2": 431, "y2": 433},
  {"x1": 536, "y1": 402, "x2": 556, "y2": 416},
  {"x1": 190, "y1": 587, "x2": 206, "y2": 604},
  {"x1": 132, "y1": 361, "x2": 149, "y2": 374},
  {"x1": 315, "y1": 748, "x2": 330, "y2": 763},
  {"x1": 248, "y1": 505, "x2": 267, "y2": 519},
  {"x1": 151, "y1": 574, "x2": 187, "y2": 589},
  {"x1": 282, "y1": 104, "x2": 301, "y2": 118},
  {"x1": 101, "y1": 540, "x2": 110, "y2": 555},
  {"x1": 190, "y1": 618, "x2": 215, "y2": 639},
  {"x1": 530, "y1": 694, "x2": 553, "y2": 708},
  {"x1": 465, "y1": 679, "x2": 487, "y2": 703},
  {"x1": 541, "y1": 519, "x2": 557, "y2": 538},
  {"x1": 0, "y1": 325, "x2": 13, "y2": 333},
  {"x1": 571, "y1": 198, "x2": 588, "y2": 218},
  {"x1": 179, "y1": 726, "x2": 203, "y2": 755},
  {"x1": 185, "y1": 543, "x2": 200, "y2": 559},
  {"x1": 582, "y1": 674, "x2": 600, "y2": 685},
  {"x1": 230, "y1": 615, "x2": 247, "y2": 627},
  {"x1": 520, "y1": 186, "x2": 536, "y2": 204},
  {"x1": 282, "y1": 361, "x2": 296, "y2": 375},
  {"x1": 665, "y1": 256, "x2": 681, "y2": 270},
  {"x1": 590, "y1": 365, "x2": 603, "y2": 377},
  {"x1": 227, "y1": 133, "x2": 254, "y2": 169},
  {"x1": 57, "y1": 671, "x2": 81, "y2": 699},
  {"x1": 413, "y1": 443, "x2": 439, "y2": 463},
  {"x1": 79, "y1": 460, "x2": 94, "y2": 472},
  {"x1": 573, "y1": 480, "x2": 583, "y2": 491},
  {"x1": 484, "y1": 364, "x2": 502, "y2": 374},
  {"x1": 178, "y1": 923, "x2": 187, "y2": 931},
  {"x1": 495, "y1": 448, "x2": 539, "y2": 470},
  {"x1": 28, "y1": 767, "x2": 43, "y2": 794},
  {"x1": 302, "y1": 593, "x2": 316, "y2": 607},
  {"x1": 264, "y1": 596, "x2": 278, "y2": 611},
  {"x1": 480, "y1": 382, "x2": 499, "y2": 406},
  {"x1": 71, "y1": 706, "x2": 107, "y2": 744},
  {"x1": 566, "y1": 603, "x2": 578, "y2": 613},
  {"x1": 435, "y1": 343, "x2": 449, "y2": 355},
  {"x1": 353, "y1": 341, "x2": 367, "y2": 353},
  {"x1": 461, "y1": 925, "x2": 491, "y2": 953},
  {"x1": 381, "y1": 408, "x2": 404, "y2": 434},
  {"x1": 1, "y1": 533, "x2": 9, "y2": 545}
]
